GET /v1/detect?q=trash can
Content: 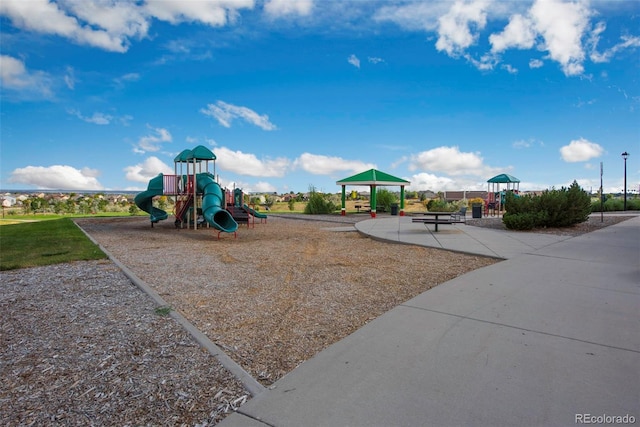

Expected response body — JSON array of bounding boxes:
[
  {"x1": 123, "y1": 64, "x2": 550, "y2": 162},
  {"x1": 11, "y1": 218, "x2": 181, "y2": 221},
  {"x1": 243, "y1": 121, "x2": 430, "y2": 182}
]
[
  {"x1": 472, "y1": 204, "x2": 482, "y2": 219},
  {"x1": 390, "y1": 203, "x2": 399, "y2": 216}
]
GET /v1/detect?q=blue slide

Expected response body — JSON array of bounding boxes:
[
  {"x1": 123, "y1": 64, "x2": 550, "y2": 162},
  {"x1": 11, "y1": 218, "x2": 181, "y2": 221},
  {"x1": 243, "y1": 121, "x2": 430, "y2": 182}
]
[
  {"x1": 197, "y1": 173, "x2": 238, "y2": 233},
  {"x1": 134, "y1": 174, "x2": 168, "y2": 224}
]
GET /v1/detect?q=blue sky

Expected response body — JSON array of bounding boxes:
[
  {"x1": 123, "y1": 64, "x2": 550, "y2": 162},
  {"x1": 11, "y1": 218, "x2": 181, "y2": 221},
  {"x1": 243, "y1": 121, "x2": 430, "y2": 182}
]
[{"x1": 1, "y1": 0, "x2": 638, "y2": 195}]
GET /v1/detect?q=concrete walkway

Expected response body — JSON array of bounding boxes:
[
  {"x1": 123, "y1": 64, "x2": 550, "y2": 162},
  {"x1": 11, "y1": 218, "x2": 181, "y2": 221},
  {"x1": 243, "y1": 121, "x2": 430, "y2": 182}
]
[{"x1": 220, "y1": 215, "x2": 640, "y2": 427}]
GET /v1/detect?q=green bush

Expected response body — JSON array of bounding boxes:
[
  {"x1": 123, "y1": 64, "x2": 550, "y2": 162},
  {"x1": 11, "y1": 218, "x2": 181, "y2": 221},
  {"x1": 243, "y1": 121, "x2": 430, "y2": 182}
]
[
  {"x1": 304, "y1": 187, "x2": 336, "y2": 214},
  {"x1": 426, "y1": 199, "x2": 457, "y2": 212},
  {"x1": 502, "y1": 212, "x2": 539, "y2": 230},
  {"x1": 503, "y1": 181, "x2": 592, "y2": 230},
  {"x1": 591, "y1": 197, "x2": 640, "y2": 212},
  {"x1": 376, "y1": 189, "x2": 399, "y2": 212}
]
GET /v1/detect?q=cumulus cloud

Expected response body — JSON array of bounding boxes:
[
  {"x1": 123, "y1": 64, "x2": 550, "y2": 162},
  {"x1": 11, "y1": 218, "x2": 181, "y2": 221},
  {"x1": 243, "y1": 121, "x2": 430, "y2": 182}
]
[
  {"x1": 135, "y1": 126, "x2": 172, "y2": 153},
  {"x1": 0, "y1": 55, "x2": 52, "y2": 98},
  {"x1": 347, "y1": 54, "x2": 360, "y2": 68},
  {"x1": 409, "y1": 146, "x2": 488, "y2": 176},
  {"x1": 407, "y1": 172, "x2": 457, "y2": 192},
  {"x1": 264, "y1": 0, "x2": 313, "y2": 18},
  {"x1": 0, "y1": 0, "x2": 254, "y2": 53},
  {"x1": 490, "y1": 13, "x2": 536, "y2": 53},
  {"x1": 214, "y1": 146, "x2": 290, "y2": 177},
  {"x1": 435, "y1": 0, "x2": 489, "y2": 56},
  {"x1": 123, "y1": 156, "x2": 173, "y2": 183},
  {"x1": 9, "y1": 165, "x2": 104, "y2": 190},
  {"x1": 145, "y1": 0, "x2": 253, "y2": 26},
  {"x1": 530, "y1": 0, "x2": 591, "y2": 76},
  {"x1": 201, "y1": 101, "x2": 277, "y2": 130},
  {"x1": 559, "y1": 138, "x2": 604, "y2": 162},
  {"x1": 294, "y1": 153, "x2": 376, "y2": 175}
]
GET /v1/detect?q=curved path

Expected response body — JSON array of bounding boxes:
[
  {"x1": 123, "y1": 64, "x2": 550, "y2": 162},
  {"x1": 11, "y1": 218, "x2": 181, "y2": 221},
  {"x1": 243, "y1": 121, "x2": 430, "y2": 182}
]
[{"x1": 222, "y1": 215, "x2": 639, "y2": 427}]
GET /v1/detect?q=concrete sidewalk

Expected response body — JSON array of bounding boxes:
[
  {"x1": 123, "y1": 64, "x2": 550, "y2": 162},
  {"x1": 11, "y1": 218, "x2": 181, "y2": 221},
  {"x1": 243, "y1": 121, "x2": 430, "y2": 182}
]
[{"x1": 220, "y1": 216, "x2": 640, "y2": 427}]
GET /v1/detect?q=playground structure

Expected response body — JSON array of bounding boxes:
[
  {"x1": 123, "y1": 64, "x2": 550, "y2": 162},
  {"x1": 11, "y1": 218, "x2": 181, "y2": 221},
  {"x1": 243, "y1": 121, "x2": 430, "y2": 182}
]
[
  {"x1": 485, "y1": 173, "x2": 520, "y2": 216},
  {"x1": 134, "y1": 145, "x2": 267, "y2": 238}
]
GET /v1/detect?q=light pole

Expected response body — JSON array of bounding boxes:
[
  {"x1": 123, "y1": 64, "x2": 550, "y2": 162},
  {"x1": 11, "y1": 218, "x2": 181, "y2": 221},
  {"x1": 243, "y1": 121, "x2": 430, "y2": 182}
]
[{"x1": 621, "y1": 151, "x2": 629, "y2": 211}]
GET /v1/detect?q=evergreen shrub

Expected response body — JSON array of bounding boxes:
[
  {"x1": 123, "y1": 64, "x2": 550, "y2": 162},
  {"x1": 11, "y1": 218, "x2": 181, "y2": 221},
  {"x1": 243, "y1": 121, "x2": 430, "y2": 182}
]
[{"x1": 503, "y1": 181, "x2": 591, "y2": 230}]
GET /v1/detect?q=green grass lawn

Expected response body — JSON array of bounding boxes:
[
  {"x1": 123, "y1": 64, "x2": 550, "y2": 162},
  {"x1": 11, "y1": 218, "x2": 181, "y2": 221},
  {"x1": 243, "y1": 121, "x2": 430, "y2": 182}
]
[{"x1": 0, "y1": 218, "x2": 107, "y2": 270}]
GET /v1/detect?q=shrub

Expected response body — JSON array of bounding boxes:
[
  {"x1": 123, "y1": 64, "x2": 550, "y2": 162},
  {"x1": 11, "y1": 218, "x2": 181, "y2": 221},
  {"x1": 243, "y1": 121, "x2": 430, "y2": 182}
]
[
  {"x1": 376, "y1": 189, "x2": 398, "y2": 212},
  {"x1": 304, "y1": 187, "x2": 336, "y2": 214},
  {"x1": 502, "y1": 212, "x2": 538, "y2": 230},
  {"x1": 503, "y1": 181, "x2": 591, "y2": 230}
]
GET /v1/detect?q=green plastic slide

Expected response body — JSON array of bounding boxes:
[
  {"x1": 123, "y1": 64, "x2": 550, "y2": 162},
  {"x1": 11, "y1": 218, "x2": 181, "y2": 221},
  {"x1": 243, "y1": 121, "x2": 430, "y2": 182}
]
[
  {"x1": 197, "y1": 173, "x2": 238, "y2": 233},
  {"x1": 134, "y1": 174, "x2": 168, "y2": 223},
  {"x1": 243, "y1": 204, "x2": 268, "y2": 219}
]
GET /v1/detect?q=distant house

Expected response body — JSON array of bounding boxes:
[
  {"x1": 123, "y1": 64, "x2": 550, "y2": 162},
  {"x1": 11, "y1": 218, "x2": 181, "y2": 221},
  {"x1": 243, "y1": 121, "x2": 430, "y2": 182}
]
[
  {"x1": 442, "y1": 190, "x2": 487, "y2": 202},
  {"x1": 1, "y1": 194, "x2": 16, "y2": 207}
]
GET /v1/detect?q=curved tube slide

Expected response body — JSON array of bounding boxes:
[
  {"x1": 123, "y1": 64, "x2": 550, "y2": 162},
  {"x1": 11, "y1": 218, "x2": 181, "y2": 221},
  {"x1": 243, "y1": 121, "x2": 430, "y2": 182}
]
[
  {"x1": 134, "y1": 174, "x2": 168, "y2": 223},
  {"x1": 197, "y1": 173, "x2": 238, "y2": 233}
]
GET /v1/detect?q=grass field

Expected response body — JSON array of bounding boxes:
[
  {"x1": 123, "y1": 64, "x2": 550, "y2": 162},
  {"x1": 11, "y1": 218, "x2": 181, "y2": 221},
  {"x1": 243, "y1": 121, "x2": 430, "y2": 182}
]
[{"x1": 0, "y1": 218, "x2": 107, "y2": 270}]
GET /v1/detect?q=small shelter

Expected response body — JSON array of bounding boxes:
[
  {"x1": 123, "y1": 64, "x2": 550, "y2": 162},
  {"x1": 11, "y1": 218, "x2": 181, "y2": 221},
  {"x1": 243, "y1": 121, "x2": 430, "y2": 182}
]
[
  {"x1": 486, "y1": 173, "x2": 520, "y2": 214},
  {"x1": 336, "y1": 169, "x2": 410, "y2": 217}
]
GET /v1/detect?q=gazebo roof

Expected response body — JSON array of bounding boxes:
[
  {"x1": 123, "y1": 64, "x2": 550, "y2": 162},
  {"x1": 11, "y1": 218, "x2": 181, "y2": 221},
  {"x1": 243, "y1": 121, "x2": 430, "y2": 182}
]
[
  {"x1": 487, "y1": 173, "x2": 520, "y2": 183},
  {"x1": 337, "y1": 168, "x2": 410, "y2": 186}
]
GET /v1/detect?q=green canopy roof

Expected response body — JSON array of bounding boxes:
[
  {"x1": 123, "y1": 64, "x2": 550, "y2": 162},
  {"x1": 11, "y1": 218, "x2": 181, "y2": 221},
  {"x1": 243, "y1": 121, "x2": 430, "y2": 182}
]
[
  {"x1": 174, "y1": 145, "x2": 216, "y2": 163},
  {"x1": 487, "y1": 173, "x2": 520, "y2": 183},
  {"x1": 337, "y1": 169, "x2": 410, "y2": 186}
]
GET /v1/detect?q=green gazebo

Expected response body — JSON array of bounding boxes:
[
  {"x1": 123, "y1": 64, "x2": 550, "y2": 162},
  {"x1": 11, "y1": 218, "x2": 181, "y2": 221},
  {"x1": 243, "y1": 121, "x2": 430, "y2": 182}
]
[{"x1": 337, "y1": 169, "x2": 410, "y2": 217}]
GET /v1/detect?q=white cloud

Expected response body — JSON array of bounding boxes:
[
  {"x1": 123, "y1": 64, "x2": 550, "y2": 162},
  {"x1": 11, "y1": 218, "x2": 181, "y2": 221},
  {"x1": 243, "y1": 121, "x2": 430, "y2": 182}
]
[
  {"x1": 0, "y1": 0, "x2": 140, "y2": 52},
  {"x1": 0, "y1": 55, "x2": 52, "y2": 97},
  {"x1": 294, "y1": 153, "x2": 376, "y2": 175},
  {"x1": 590, "y1": 26, "x2": 640, "y2": 63},
  {"x1": 0, "y1": 0, "x2": 254, "y2": 53},
  {"x1": 123, "y1": 156, "x2": 173, "y2": 183},
  {"x1": 435, "y1": 0, "x2": 489, "y2": 56},
  {"x1": 512, "y1": 138, "x2": 543, "y2": 149},
  {"x1": 489, "y1": 13, "x2": 536, "y2": 53},
  {"x1": 135, "y1": 126, "x2": 172, "y2": 153},
  {"x1": 368, "y1": 56, "x2": 384, "y2": 64},
  {"x1": 248, "y1": 181, "x2": 278, "y2": 193},
  {"x1": 373, "y1": 2, "x2": 448, "y2": 32},
  {"x1": 409, "y1": 146, "x2": 489, "y2": 176},
  {"x1": 347, "y1": 54, "x2": 360, "y2": 68},
  {"x1": 64, "y1": 66, "x2": 75, "y2": 90},
  {"x1": 501, "y1": 63, "x2": 518, "y2": 74},
  {"x1": 9, "y1": 165, "x2": 104, "y2": 190},
  {"x1": 530, "y1": 0, "x2": 591, "y2": 76},
  {"x1": 407, "y1": 172, "x2": 456, "y2": 192},
  {"x1": 559, "y1": 138, "x2": 604, "y2": 162},
  {"x1": 529, "y1": 58, "x2": 544, "y2": 68},
  {"x1": 113, "y1": 72, "x2": 140, "y2": 88},
  {"x1": 68, "y1": 109, "x2": 112, "y2": 125},
  {"x1": 264, "y1": 0, "x2": 313, "y2": 18},
  {"x1": 145, "y1": 0, "x2": 253, "y2": 26},
  {"x1": 201, "y1": 101, "x2": 277, "y2": 130},
  {"x1": 215, "y1": 147, "x2": 290, "y2": 177}
]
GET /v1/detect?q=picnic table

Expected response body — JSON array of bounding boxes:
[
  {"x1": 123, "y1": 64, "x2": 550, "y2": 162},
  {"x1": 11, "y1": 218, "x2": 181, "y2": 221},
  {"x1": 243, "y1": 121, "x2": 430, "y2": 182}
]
[{"x1": 411, "y1": 212, "x2": 457, "y2": 232}]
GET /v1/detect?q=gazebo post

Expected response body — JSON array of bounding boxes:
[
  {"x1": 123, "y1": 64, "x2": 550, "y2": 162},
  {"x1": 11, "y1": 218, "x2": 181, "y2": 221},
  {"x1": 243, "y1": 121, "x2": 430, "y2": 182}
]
[
  {"x1": 340, "y1": 185, "x2": 346, "y2": 216},
  {"x1": 370, "y1": 185, "x2": 377, "y2": 218},
  {"x1": 400, "y1": 185, "x2": 405, "y2": 216}
]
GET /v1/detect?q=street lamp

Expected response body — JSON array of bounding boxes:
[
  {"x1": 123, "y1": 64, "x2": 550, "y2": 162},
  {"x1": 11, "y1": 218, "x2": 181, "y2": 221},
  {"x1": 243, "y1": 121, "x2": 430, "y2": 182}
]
[{"x1": 621, "y1": 151, "x2": 629, "y2": 211}]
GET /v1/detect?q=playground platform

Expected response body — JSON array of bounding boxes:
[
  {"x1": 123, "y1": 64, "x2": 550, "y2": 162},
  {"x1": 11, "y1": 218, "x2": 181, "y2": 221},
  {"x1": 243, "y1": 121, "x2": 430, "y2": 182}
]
[{"x1": 220, "y1": 213, "x2": 640, "y2": 426}]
